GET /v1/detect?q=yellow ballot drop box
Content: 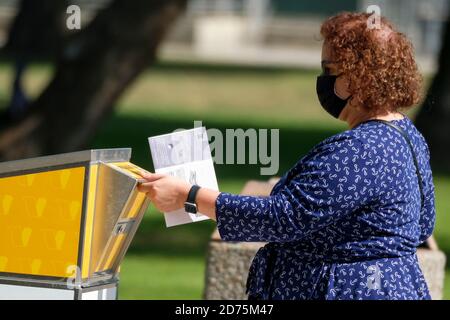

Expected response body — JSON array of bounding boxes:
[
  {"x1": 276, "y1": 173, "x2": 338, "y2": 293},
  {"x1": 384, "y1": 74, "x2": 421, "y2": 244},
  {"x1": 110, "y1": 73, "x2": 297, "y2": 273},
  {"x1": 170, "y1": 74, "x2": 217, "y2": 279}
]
[{"x1": 0, "y1": 149, "x2": 150, "y2": 300}]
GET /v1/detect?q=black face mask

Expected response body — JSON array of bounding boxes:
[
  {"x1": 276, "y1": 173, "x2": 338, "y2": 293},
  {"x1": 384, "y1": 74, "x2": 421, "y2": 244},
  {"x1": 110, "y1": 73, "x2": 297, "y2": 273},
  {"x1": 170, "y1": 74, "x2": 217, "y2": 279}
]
[{"x1": 316, "y1": 74, "x2": 351, "y2": 119}]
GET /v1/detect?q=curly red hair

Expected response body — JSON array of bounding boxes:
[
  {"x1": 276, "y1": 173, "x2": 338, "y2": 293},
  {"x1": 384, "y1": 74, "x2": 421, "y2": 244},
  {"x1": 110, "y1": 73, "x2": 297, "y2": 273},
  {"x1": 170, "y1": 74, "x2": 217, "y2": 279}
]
[{"x1": 320, "y1": 12, "x2": 422, "y2": 115}]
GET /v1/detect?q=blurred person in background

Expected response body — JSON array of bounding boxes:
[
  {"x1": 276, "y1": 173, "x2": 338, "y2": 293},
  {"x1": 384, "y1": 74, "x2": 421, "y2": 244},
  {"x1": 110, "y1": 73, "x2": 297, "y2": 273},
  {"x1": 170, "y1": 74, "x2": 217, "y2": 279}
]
[{"x1": 138, "y1": 12, "x2": 435, "y2": 300}]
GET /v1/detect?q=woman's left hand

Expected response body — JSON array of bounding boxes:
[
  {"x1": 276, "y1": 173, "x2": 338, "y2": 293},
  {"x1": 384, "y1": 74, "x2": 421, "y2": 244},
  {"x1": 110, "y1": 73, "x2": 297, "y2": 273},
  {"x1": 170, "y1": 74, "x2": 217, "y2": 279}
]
[{"x1": 137, "y1": 171, "x2": 191, "y2": 213}]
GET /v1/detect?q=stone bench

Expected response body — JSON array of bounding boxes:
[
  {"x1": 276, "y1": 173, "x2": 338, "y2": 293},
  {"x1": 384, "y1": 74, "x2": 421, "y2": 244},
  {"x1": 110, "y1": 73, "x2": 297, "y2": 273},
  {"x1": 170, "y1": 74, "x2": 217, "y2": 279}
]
[{"x1": 204, "y1": 179, "x2": 447, "y2": 300}]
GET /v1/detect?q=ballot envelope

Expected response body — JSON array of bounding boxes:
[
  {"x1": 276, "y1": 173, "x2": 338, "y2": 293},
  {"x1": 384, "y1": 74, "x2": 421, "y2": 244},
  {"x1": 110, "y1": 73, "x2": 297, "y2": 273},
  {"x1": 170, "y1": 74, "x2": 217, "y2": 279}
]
[{"x1": 0, "y1": 148, "x2": 150, "y2": 300}]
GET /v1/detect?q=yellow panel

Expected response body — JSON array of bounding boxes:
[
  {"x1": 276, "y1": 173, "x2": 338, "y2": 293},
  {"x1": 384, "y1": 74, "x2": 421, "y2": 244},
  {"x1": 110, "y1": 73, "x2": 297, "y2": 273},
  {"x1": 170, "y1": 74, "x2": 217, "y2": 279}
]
[
  {"x1": 81, "y1": 164, "x2": 98, "y2": 279},
  {"x1": 109, "y1": 162, "x2": 144, "y2": 180},
  {"x1": 97, "y1": 234, "x2": 126, "y2": 272},
  {"x1": 125, "y1": 191, "x2": 147, "y2": 219},
  {"x1": 0, "y1": 167, "x2": 85, "y2": 278}
]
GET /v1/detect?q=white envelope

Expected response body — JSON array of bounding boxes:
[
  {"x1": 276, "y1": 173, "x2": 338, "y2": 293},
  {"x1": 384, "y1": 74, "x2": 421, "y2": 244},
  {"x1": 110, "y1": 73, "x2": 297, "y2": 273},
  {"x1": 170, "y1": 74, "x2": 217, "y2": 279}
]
[{"x1": 148, "y1": 127, "x2": 219, "y2": 227}]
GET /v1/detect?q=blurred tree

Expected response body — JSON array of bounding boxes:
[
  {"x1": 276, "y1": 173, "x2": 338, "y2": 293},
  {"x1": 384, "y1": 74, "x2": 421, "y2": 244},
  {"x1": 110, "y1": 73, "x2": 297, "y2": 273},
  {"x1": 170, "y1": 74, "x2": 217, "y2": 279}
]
[
  {"x1": 0, "y1": 0, "x2": 186, "y2": 160},
  {"x1": 2, "y1": 0, "x2": 67, "y2": 120},
  {"x1": 416, "y1": 13, "x2": 450, "y2": 172}
]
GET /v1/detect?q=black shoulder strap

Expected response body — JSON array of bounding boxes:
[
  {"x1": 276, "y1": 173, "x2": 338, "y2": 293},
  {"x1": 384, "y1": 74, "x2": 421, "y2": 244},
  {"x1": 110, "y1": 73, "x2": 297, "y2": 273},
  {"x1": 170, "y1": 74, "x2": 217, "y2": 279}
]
[{"x1": 364, "y1": 119, "x2": 424, "y2": 209}]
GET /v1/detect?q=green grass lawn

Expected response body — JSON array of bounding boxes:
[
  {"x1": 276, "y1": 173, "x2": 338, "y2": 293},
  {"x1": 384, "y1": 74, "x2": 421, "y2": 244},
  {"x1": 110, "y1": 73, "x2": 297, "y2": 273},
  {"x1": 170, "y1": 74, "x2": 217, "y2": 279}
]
[{"x1": 0, "y1": 61, "x2": 448, "y2": 299}]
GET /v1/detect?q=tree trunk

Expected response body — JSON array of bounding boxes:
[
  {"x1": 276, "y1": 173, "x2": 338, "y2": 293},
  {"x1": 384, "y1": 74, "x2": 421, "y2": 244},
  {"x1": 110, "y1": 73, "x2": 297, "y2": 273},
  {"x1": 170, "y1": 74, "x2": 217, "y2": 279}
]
[
  {"x1": 415, "y1": 16, "x2": 450, "y2": 172},
  {"x1": 3, "y1": 0, "x2": 67, "y2": 59},
  {"x1": 0, "y1": 0, "x2": 186, "y2": 160}
]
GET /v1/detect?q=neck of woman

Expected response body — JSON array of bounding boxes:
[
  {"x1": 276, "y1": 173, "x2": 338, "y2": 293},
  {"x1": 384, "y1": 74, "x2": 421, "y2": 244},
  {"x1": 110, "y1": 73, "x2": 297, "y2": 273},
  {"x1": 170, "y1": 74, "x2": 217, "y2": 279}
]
[{"x1": 340, "y1": 102, "x2": 405, "y2": 129}]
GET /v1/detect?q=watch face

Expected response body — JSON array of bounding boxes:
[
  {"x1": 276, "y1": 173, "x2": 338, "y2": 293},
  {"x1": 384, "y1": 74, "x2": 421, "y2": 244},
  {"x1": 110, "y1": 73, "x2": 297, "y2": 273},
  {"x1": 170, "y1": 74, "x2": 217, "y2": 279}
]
[{"x1": 184, "y1": 202, "x2": 197, "y2": 214}]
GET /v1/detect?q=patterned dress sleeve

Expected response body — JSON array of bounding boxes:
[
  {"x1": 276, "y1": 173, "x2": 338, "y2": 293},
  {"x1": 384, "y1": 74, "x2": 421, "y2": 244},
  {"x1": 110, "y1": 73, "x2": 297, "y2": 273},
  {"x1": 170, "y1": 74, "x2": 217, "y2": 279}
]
[
  {"x1": 418, "y1": 144, "x2": 436, "y2": 243},
  {"x1": 215, "y1": 135, "x2": 377, "y2": 242}
]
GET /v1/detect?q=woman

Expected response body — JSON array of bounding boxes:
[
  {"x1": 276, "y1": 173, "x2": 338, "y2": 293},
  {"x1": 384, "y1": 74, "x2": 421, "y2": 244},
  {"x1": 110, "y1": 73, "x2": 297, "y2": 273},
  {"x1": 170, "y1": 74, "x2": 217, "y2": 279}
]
[{"x1": 137, "y1": 12, "x2": 436, "y2": 300}]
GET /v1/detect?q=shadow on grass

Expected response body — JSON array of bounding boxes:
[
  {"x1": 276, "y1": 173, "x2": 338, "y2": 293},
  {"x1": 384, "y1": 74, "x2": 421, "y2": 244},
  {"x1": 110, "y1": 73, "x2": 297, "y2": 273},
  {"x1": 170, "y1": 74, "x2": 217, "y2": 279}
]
[
  {"x1": 150, "y1": 60, "x2": 320, "y2": 76},
  {"x1": 128, "y1": 212, "x2": 216, "y2": 258}
]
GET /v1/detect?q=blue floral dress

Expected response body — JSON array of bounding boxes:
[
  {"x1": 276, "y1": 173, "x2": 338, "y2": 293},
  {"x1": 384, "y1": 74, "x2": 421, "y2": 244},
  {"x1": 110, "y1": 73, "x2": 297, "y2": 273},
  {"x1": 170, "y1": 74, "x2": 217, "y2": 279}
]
[{"x1": 215, "y1": 117, "x2": 436, "y2": 300}]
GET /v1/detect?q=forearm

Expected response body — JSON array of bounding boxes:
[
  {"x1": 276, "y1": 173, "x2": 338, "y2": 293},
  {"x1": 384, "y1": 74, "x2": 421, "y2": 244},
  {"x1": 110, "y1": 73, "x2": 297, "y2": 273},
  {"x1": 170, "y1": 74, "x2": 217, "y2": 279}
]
[{"x1": 196, "y1": 187, "x2": 220, "y2": 221}]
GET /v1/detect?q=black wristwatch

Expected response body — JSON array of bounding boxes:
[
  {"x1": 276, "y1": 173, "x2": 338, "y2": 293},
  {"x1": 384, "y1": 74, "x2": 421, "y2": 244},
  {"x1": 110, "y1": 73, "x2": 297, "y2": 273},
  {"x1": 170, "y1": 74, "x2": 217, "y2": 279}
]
[{"x1": 185, "y1": 185, "x2": 201, "y2": 214}]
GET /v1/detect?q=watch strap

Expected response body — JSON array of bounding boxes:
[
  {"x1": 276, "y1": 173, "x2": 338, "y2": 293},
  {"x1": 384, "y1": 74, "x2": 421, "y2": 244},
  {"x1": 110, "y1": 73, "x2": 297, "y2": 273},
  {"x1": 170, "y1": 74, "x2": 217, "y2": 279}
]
[{"x1": 186, "y1": 185, "x2": 201, "y2": 205}]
